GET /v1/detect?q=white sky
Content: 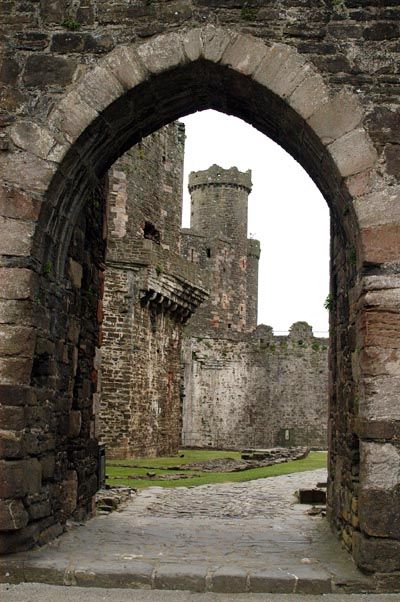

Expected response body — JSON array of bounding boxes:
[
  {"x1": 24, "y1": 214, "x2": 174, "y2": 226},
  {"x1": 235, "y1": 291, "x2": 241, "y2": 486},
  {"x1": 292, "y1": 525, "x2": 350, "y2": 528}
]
[{"x1": 180, "y1": 110, "x2": 330, "y2": 335}]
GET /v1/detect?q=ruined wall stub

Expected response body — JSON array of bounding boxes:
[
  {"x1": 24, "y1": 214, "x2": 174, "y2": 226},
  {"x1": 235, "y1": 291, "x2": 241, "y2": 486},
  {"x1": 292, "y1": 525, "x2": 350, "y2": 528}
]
[
  {"x1": 182, "y1": 322, "x2": 329, "y2": 450},
  {"x1": 0, "y1": 2, "x2": 399, "y2": 577},
  {"x1": 100, "y1": 123, "x2": 208, "y2": 458}
]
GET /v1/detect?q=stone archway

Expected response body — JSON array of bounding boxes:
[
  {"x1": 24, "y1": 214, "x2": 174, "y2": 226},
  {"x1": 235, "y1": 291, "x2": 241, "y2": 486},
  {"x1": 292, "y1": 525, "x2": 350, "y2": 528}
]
[{"x1": 0, "y1": 24, "x2": 399, "y2": 575}]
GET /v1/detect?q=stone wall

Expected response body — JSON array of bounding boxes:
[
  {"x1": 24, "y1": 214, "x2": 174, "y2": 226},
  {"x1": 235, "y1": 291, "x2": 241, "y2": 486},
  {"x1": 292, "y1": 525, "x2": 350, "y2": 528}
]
[
  {"x1": 100, "y1": 124, "x2": 208, "y2": 458},
  {"x1": 182, "y1": 323, "x2": 328, "y2": 450}
]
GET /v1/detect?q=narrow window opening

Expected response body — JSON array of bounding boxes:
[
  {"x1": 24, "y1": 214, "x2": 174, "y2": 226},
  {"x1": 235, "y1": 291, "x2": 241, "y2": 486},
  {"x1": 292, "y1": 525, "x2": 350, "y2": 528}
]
[
  {"x1": 143, "y1": 221, "x2": 160, "y2": 244},
  {"x1": 206, "y1": 248, "x2": 211, "y2": 258}
]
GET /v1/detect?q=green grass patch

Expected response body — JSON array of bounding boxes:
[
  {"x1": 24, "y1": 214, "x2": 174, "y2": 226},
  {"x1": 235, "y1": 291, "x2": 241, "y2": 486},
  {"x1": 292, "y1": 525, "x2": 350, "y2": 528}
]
[
  {"x1": 106, "y1": 450, "x2": 327, "y2": 489},
  {"x1": 109, "y1": 448, "x2": 241, "y2": 468}
]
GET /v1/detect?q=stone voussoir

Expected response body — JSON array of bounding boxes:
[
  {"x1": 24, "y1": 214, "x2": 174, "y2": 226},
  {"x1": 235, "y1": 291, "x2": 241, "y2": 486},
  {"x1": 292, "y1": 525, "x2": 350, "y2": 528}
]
[
  {"x1": 136, "y1": 32, "x2": 187, "y2": 75},
  {"x1": 328, "y1": 127, "x2": 378, "y2": 178},
  {"x1": 103, "y1": 46, "x2": 149, "y2": 91},
  {"x1": 221, "y1": 33, "x2": 269, "y2": 76}
]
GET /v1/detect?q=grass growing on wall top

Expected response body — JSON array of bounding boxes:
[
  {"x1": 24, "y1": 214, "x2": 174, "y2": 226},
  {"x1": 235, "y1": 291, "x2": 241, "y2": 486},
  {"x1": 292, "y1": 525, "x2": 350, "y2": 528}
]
[{"x1": 106, "y1": 450, "x2": 327, "y2": 489}]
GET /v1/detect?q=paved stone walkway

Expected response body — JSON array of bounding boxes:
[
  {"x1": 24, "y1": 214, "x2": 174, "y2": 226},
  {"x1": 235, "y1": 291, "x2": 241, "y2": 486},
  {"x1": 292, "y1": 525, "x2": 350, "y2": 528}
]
[{"x1": 1, "y1": 470, "x2": 389, "y2": 594}]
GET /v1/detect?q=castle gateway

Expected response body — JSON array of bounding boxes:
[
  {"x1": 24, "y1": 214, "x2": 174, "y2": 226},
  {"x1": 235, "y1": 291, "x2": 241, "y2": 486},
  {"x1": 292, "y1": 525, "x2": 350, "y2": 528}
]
[{"x1": 0, "y1": 1, "x2": 400, "y2": 577}]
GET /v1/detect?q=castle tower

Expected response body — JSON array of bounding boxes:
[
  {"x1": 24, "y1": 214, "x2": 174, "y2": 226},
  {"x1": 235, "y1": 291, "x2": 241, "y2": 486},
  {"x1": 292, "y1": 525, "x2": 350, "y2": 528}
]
[{"x1": 181, "y1": 165, "x2": 260, "y2": 335}]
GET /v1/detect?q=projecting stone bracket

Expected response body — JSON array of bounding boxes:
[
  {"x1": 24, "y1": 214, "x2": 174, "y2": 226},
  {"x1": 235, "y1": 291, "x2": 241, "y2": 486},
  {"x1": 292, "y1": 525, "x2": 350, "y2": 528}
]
[{"x1": 139, "y1": 269, "x2": 209, "y2": 324}]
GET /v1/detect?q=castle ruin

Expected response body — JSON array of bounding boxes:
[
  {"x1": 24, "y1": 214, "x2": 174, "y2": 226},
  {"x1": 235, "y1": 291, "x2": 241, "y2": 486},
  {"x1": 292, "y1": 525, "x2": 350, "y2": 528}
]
[
  {"x1": 2, "y1": 3, "x2": 399, "y2": 574},
  {"x1": 99, "y1": 131, "x2": 329, "y2": 457},
  {"x1": 181, "y1": 164, "x2": 328, "y2": 449}
]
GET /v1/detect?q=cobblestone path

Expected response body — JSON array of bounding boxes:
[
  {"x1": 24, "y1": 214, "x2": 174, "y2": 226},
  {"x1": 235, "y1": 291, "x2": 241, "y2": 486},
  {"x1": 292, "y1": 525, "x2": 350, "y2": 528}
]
[{"x1": 3, "y1": 469, "x2": 376, "y2": 593}]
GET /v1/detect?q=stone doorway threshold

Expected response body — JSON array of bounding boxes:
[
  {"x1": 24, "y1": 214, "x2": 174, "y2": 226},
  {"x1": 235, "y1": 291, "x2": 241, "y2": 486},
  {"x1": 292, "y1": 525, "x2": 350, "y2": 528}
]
[{"x1": 0, "y1": 470, "x2": 395, "y2": 594}]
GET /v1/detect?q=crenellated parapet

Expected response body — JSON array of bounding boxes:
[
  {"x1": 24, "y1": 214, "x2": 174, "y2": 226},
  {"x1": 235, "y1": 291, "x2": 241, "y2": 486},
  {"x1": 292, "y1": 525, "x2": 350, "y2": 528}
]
[{"x1": 188, "y1": 164, "x2": 252, "y2": 194}]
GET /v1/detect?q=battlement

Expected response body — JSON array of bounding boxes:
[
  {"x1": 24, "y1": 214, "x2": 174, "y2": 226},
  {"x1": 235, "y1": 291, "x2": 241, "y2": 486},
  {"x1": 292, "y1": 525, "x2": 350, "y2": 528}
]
[{"x1": 188, "y1": 164, "x2": 252, "y2": 193}]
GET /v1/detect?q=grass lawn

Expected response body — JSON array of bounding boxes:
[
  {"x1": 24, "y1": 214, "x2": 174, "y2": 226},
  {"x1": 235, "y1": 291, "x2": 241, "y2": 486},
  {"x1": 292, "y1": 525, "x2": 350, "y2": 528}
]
[{"x1": 106, "y1": 449, "x2": 327, "y2": 489}]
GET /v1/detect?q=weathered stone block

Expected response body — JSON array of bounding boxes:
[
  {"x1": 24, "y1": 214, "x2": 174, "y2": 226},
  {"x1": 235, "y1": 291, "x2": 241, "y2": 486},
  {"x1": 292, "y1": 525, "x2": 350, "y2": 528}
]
[
  {"x1": 253, "y1": 43, "x2": 310, "y2": 99},
  {"x1": 308, "y1": 91, "x2": 363, "y2": 145},
  {"x1": 0, "y1": 57, "x2": 20, "y2": 85},
  {"x1": 104, "y1": 46, "x2": 148, "y2": 91},
  {"x1": 68, "y1": 410, "x2": 82, "y2": 438},
  {"x1": 201, "y1": 26, "x2": 235, "y2": 63},
  {"x1": 10, "y1": 121, "x2": 60, "y2": 161},
  {"x1": 359, "y1": 487, "x2": 400, "y2": 539},
  {"x1": 0, "y1": 185, "x2": 41, "y2": 221},
  {"x1": 136, "y1": 32, "x2": 186, "y2": 74},
  {"x1": 23, "y1": 54, "x2": 77, "y2": 88},
  {"x1": 0, "y1": 269, "x2": 37, "y2": 301},
  {"x1": 385, "y1": 143, "x2": 400, "y2": 178},
  {"x1": 361, "y1": 224, "x2": 400, "y2": 264},
  {"x1": 221, "y1": 34, "x2": 268, "y2": 76},
  {"x1": 0, "y1": 217, "x2": 34, "y2": 257},
  {"x1": 0, "y1": 458, "x2": 41, "y2": 499},
  {"x1": 67, "y1": 258, "x2": 83, "y2": 288},
  {"x1": 0, "y1": 407, "x2": 26, "y2": 431},
  {"x1": 0, "y1": 522, "x2": 40, "y2": 554},
  {"x1": 75, "y1": 64, "x2": 124, "y2": 113},
  {"x1": 353, "y1": 531, "x2": 400, "y2": 573},
  {"x1": 328, "y1": 128, "x2": 377, "y2": 178},
  {"x1": 354, "y1": 189, "x2": 400, "y2": 229},
  {"x1": 49, "y1": 89, "x2": 98, "y2": 144},
  {"x1": 14, "y1": 32, "x2": 49, "y2": 51},
  {"x1": 288, "y1": 73, "x2": 328, "y2": 120},
  {"x1": 59, "y1": 471, "x2": 78, "y2": 521},
  {"x1": 0, "y1": 384, "x2": 36, "y2": 406},
  {"x1": 40, "y1": 454, "x2": 55, "y2": 480},
  {"x1": 0, "y1": 357, "x2": 33, "y2": 385},
  {"x1": 50, "y1": 33, "x2": 86, "y2": 53},
  {"x1": 0, "y1": 430, "x2": 25, "y2": 459},
  {"x1": 0, "y1": 325, "x2": 35, "y2": 361},
  {"x1": 0, "y1": 152, "x2": 56, "y2": 194},
  {"x1": 0, "y1": 499, "x2": 29, "y2": 531},
  {"x1": 39, "y1": 0, "x2": 69, "y2": 23},
  {"x1": 360, "y1": 375, "x2": 400, "y2": 421},
  {"x1": 84, "y1": 34, "x2": 114, "y2": 54},
  {"x1": 182, "y1": 29, "x2": 203, "y2": 62},
  {"x1": 360, "y1": 442, "x2": 400, "y2": 490}
]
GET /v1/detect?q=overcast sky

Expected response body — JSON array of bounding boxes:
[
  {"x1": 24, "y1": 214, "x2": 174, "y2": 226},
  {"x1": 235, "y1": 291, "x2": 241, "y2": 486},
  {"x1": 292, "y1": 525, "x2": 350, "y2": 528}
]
[{"x1": 180, "y1": 110, "x2": 330, "y2": 335}]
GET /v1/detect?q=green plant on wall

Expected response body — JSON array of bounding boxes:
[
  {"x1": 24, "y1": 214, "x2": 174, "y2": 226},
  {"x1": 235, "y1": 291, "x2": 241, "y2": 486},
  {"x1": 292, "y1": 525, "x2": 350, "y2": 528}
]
[
  {"x1": 43, "y1": 260, "x2": 52, "y2": 276},
  {"x1": 241, "y1": 6, "x2": 258, "y2": 21},
  {"x1": 348, "y1": 246, "x2": 357, "y2": 266},
  {"x1": 61, "y1": 18, "x2": 81, "y2": 30},
  {"x1": 324, "y1": 294, "x2": 333, "y2": 311}
]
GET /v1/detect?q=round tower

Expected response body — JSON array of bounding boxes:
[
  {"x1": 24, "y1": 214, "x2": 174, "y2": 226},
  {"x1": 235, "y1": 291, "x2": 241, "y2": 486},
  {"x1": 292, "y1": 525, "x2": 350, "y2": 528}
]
[
  {"x1": 184, "y1": 165, "x2": 259, "y2": 336},
  {"x1": 188, "y1": 165, "x2": 252, "y2": 243}
]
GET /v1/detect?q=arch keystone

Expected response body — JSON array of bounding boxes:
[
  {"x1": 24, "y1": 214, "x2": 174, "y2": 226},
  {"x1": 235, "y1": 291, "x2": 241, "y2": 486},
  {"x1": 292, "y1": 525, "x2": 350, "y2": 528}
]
[
  {"x1": 182, "y1": 29, "x2": 203, "y2": 63},
  {"x1": 221, "y1": 34, "x2": 269, "y2": 76},
  {"x1": 136, "y1": 32, "x2": 186, "y2": 75},
  {"x1": 328, "y1": 128, "x2": 377, "y2": 178},
  {"x1": 200, "y1": 26, "x2": 236, "y2": 63}
]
